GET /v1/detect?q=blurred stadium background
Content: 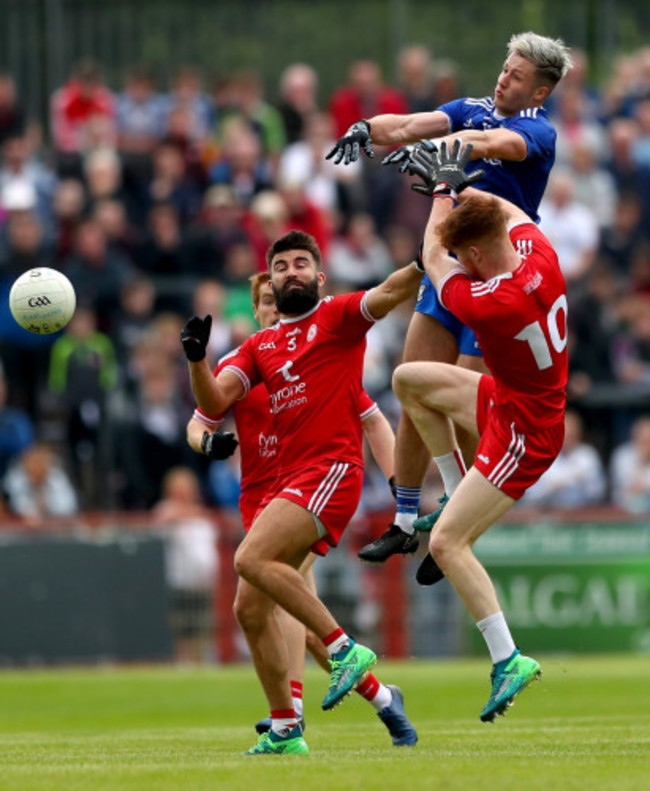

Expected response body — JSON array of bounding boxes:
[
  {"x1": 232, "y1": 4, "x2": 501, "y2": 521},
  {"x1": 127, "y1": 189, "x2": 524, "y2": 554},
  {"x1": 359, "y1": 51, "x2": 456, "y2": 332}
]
[{"x1": 1, "y1": 0, "x2": 650, "y2": 668}]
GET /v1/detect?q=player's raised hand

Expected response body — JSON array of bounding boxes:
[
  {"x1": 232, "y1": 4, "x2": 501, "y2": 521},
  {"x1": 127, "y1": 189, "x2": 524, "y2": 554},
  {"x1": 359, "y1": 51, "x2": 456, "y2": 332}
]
[
  {"x1": 180, "y1": 314, "x2": 212, "y2": 362},
  {"x1": 325, "y1": 120, "x2": 373, "y2": 165},
  {"x1": 201, "y1": 430, "x2": 239, "y2": 460},
  {"x1": 430, "y1": 140, "x2": 485, "y2": 199},
  {"x1": 405, "y1": 141, "x2": 441, "y2": 196},
  {"x1": 381, "y1": 141, "x2": 438, "y2": 173}
]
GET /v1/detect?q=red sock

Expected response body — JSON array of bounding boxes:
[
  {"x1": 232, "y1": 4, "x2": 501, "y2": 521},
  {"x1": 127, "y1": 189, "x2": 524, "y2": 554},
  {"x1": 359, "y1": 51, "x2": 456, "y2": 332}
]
[
  {"x1": 271, "y1": 708, "x2": 296, "y2": 720},
  {"x1": 322, "y1": 627, "x2": 345, "y2": 647},
  {"x1": 322, "y1": 627, "x2": 349, "y2": 656},
  {"x1": 270, "y1": 708, "x2": 297, "y2": 736},
  {"x1": 355, "y1": 673, "x2": 380, "y2": 700}
]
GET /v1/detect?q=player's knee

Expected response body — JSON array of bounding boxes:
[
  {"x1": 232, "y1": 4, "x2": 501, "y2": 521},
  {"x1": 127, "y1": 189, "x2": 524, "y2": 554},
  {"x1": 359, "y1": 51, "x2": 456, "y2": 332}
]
[
  {"x1": 429, "y1": 527, "x2": 454, "y2": 566},
  {"x1": 430, "y1": 520, "x2": 468, "y2": 567},
  {"x1": 233, "y1": 543, "x2": 258, "y2": 583},
  {"x1": 233, "y1": 588, "x2": 265, "y2": 632},
  {"x1": 392, "y1": 363, "x2": 419, "y2": 404},
  {"x1": 429, "y1": 531, "x2": 442, "y2": 562}
]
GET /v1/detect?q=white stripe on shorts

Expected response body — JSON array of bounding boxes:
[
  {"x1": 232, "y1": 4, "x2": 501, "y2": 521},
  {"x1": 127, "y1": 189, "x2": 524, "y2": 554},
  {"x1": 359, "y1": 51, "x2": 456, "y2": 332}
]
[
  {"x1": 308, "y1": 462, "x2": 349, "y2": 515},
  {"x1": 488, "y1": 423, "x2": 526, "y2": 489}
]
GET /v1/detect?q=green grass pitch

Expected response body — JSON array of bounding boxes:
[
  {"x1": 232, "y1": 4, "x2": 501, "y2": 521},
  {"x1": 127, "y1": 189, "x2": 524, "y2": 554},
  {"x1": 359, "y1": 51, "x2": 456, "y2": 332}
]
[{"x1": 0, "y1": 655, "x2": 649, "y2": 790}]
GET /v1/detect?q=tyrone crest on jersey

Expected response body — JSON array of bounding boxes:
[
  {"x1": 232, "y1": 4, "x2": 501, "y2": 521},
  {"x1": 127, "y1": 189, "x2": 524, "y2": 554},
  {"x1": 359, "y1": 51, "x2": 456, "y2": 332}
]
[
  {"x1": 271, "y1": 360, "x2": 307, "y2": 415},
  {"x1": 276, "y1": 360, "x2": 300, "y2": 382}
]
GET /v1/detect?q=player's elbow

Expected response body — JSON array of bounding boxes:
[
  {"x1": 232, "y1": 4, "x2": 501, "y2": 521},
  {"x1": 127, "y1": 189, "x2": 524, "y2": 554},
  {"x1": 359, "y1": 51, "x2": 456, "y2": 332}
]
[{"x1": 484, "y1": 133, "x2": 527, "y2": 162}]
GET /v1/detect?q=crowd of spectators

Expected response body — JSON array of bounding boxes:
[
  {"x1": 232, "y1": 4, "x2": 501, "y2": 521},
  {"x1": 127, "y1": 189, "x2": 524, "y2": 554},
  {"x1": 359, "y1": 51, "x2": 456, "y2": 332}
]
[{"x1": 1, "y1": 44, "x2": 650, "y2": 522}]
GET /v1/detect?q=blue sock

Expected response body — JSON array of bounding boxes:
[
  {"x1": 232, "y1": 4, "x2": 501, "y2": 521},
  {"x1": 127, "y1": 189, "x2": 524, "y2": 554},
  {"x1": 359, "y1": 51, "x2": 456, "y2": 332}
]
[{"x1": 395, "y1": 486, "x2": 421, "y2": 533}]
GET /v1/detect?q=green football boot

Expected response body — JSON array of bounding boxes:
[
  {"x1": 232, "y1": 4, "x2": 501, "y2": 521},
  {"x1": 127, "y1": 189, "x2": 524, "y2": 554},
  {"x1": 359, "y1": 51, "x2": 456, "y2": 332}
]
[
  {"x1": 480, "y1": 650, "x2": 541, "y2": 723},
  {"x1": 413, "y1": 494, "x2": 449, "y2": 532},
  {"x1": 321, "y1": 639, "x2": 377, "y2": 710},
  {"x1": 242, "y1": 724, "x2": 309, "y2": 755}
]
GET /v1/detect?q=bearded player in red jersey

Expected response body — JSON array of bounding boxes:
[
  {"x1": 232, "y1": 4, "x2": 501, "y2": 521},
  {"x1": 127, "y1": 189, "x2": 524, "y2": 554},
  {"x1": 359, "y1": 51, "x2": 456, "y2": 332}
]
[
  {"x1": 393, "y1": 140, "x2": 568, "y2": 722},
  {"x1": 186, "y1": 272, "x2": 416, "y2": 749},
  {"x1": 181, "y1": 231, "x2": 423, "y2": 754}
]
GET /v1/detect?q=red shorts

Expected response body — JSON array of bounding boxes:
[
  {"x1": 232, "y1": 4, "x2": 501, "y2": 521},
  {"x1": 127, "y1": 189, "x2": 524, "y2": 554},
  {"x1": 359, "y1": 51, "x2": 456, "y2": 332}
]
[
  {"x1": 474, "y1": 375, "x2": 565, "y2": 500},
  {"x1": 255, "y1": 460, "x2": 364, "y2": 556},
  {"x1": 239, "y1": 478, "x2": 278, "y2": 532}
]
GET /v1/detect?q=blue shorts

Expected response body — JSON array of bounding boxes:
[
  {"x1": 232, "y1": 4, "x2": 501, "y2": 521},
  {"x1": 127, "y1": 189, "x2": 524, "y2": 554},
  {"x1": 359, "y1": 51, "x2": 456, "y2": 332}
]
[{"x1": 415, "y1": 274, "x2": 483, "y2": 357}]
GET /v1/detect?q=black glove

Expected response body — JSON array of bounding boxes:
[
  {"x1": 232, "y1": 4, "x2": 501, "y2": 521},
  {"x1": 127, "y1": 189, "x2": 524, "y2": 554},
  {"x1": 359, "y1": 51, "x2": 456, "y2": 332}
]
[
  {"x1": 381, "y1": 141, "x2": 437, "y2": 173},
  {"x1": 325, "y1": 120, "x2": 373, "y2": 165},
  {"x1": 201, "y1": 430, "x2": 239, "y2": 460},
  {"x1": 180, "y1": 315, "x2": 212, "y2": 362},
  {"x1": 409, "y1": 139, "x2": 484, "y2": 198}
]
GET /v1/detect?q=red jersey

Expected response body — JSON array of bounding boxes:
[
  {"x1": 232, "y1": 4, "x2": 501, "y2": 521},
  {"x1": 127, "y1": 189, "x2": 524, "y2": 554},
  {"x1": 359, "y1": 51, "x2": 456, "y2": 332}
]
[
  {"x1": 194, "y1": 338, "x2": 379, "y2": 491},
  {"x1": 439, "y1": 221, "x2": 568, "y2": 430},
  {"x1": 223, "y1": 292, "x2": 375, "y2": 472}
]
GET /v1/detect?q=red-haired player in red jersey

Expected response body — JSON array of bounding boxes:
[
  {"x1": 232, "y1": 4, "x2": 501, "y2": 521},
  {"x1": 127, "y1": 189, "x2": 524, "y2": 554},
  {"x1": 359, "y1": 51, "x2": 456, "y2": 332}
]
[
  {"x1": 181, "y1": 230, "x2": 423, "y2": 754},
  {"x1": 187, "y1": 273, "x2": 416, "y2": 748},
  {"x1": 393, "y1": 141, "x2": 568, "y2": 723}
]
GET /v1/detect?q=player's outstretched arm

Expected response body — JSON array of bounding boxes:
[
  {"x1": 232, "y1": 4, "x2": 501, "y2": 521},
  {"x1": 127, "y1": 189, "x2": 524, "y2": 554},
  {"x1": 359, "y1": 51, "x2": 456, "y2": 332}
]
[
  {"x1": 422, "y1": 195, "x2": 458, "y2": 288},
  {"x1": 369, "y1": 110, "x2": 450, "y2": 146},
  {"x1": 438, "y1": 127, "x2": 527, "y2": 162},
  {"x1": 181, "y1": 315, "x2": 245, "y2": 416},
  {"x1": 189, "y1": 364, "x2": 244, "y2": 419},
  {"x1": 364, "y1": 259, "x2": 424, "y2": 320},
  {"x1": 409, "y1": 140, "x2": 478, "y2": 286},
  {"x1": 326, "y1": 111, "x2": 450, "y2": 165}
]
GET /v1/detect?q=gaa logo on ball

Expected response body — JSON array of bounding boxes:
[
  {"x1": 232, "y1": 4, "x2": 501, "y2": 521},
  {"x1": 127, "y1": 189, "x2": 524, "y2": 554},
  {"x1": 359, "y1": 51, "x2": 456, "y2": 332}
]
[{"x1": 9, "y1": 267, "x2": 76, "y2": 334}]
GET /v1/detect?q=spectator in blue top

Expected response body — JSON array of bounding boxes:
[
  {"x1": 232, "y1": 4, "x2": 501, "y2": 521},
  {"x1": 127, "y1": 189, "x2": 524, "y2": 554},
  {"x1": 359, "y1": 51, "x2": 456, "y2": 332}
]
[{"x1": 116, "y1": 66, "x2": 167, "y2": 156}]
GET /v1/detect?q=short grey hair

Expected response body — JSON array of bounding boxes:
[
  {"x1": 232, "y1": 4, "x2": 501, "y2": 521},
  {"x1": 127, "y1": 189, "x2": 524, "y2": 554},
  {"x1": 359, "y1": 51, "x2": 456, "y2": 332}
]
[{"x1": 507, "y1": 32, "x2": 573, "y2": 88}]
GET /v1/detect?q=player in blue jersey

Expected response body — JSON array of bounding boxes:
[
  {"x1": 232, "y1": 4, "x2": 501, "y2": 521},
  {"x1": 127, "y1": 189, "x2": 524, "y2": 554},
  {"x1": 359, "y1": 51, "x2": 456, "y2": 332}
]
[{"x1": 326, "y1": 32, "x2": 572, "y2": 578}]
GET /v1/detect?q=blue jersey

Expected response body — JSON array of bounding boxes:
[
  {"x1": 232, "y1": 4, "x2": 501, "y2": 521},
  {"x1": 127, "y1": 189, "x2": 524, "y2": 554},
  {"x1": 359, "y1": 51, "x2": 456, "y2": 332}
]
[
  {"x1": 439, "y1": 96, "x2": 556, "y2": 223},
  {"x1": 415, "y1": 96, "x2": 556, "y2": 354}
]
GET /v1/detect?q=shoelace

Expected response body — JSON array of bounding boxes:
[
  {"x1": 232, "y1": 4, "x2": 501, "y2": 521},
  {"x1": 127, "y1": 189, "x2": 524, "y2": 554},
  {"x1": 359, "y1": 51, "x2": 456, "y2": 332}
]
[{"x1": 327, "y1": 657, "x2": 349, "y2": 689}]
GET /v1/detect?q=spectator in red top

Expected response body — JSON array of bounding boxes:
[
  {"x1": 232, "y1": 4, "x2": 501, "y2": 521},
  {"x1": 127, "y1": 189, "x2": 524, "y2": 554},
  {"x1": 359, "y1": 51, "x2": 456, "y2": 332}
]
[
  {"x1": 328, "y1": 60, "x2": 408, "y2": 138},
  {"x1": 328, "y1": 61, "x2": 410, "y2": 229},
  {"x1": 278, "y1": 177, "x2": 333, "y2": 258},
  {"x1": 50, "y1": 59, "x2": 115, "y2": 177}
]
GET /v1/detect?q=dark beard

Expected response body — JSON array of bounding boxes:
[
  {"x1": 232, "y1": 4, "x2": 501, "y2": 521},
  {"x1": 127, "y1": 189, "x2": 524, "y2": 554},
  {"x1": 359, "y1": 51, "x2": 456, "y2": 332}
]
[{"x1": 273, "y1": 277, "x2": 319, "y2": 315}]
